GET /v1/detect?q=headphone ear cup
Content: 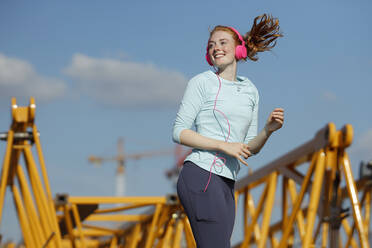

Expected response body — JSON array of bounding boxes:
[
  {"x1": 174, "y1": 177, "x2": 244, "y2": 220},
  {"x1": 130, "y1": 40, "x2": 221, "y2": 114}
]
[
  {"x1": 235, "y1": 45, "x2": 247, "y2": 60},
  {"x1": 206, "y1": 52, "x2": 213, "y2": 66}
]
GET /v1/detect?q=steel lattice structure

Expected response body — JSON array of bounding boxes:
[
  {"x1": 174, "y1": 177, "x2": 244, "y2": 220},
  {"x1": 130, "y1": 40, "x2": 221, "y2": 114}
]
[{"x1": 0, "y1": 98, "x2": 370, "y2": 247}]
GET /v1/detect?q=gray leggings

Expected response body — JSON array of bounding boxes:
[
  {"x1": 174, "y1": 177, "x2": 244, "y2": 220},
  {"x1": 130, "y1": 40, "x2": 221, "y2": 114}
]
[{"x1": 177, "y1": 161, "x2": 235, "y2": 248}]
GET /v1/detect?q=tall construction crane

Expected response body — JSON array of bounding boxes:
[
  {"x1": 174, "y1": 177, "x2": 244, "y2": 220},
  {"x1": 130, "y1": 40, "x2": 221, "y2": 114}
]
[{"x1": 88, "y1": 137, "x2": 173, "y2": 196}]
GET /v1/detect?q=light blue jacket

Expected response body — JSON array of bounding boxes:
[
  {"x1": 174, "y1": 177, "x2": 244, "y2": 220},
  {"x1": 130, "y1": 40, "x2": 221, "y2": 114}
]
[{"x1": 172, "y1": 70, "x2": 259, "y2": 180}]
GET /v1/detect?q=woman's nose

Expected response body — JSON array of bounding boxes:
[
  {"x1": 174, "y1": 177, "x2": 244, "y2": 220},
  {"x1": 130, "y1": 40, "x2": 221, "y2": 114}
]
[{"x1": 213, "y1": 45, "x2": 222, "y2": 53}]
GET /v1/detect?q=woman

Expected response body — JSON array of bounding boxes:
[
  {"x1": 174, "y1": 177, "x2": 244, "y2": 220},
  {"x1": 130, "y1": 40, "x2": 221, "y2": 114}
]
[{"x1": 172, "y1": 14, "x2": 284, "y2": 248}]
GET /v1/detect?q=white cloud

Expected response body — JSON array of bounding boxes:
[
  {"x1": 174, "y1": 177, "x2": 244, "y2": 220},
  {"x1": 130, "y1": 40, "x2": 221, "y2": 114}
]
[
  {"x1": 0, "y1": 53, "x2": 66, "y2": 101},
  {"x1": 63, "y1": 53, "x2": 187, "y2": 107}
]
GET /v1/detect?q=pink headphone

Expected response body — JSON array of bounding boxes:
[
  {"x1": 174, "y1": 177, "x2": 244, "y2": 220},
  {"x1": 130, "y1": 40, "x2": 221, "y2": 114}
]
[{"x1": 205, "y1": 27, "x2": 247, "y2": 66}]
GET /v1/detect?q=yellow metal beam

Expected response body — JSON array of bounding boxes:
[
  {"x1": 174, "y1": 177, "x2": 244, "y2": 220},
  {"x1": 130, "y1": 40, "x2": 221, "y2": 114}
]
[
  {"x1": 0, "y1": 130, "x2": 14, "y2": 224},
  {"x1": 145, "y1": 203, "x2": 163, "y2": 248},
  {"x1": 16, "y1": 164, "x2": 45, "y2": 247},
  {"x1": 342, "y1": 152, "x2": 370, "y2": 248},
  {"x1": 12, "y1": 184, "x2": 36, "y2": 248},
  {"x1": 86, "y1": 214, "x2": 151, "y2": 222},
  {"x1": 32, "y1": 124, "x2": 62, "y2": 247},
  {"x1": 258, "y1": 172, "x2": 277, "y2": 248},
  {"x1": 278, "y1": 152, "x2": 318, "y2": 247},
  {"x1": 303, "y1": 150, "x2": 326, "y2": 247},
  {"x1": 68, "y1": 196, "x2": 167, "y2": 204},
  {"x1": 71, "y1": 203, "x2": 86, "y2": 248}
]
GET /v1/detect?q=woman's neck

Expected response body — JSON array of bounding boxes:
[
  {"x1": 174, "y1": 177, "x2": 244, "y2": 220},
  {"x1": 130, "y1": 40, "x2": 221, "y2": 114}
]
[{"x1": 216, "y1": 63, "x2": 237, "y2": 82}]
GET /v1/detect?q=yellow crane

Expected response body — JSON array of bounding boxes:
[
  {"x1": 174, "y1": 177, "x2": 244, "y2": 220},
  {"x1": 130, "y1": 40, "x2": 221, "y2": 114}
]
[{"x1": 1, "y1": 98, "x2": 371, "y2": 247}]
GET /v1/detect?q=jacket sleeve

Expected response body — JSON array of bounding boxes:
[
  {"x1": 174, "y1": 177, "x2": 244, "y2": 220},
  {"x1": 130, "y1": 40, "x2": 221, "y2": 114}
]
[{"x1": 172, "y1": 76, "x2": 205, "y2": 144}]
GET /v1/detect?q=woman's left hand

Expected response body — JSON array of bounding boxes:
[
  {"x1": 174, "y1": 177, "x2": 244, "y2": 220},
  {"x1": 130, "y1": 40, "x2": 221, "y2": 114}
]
[{"x1": 265, "y1": 108, "x2": 284, "y2": 132}]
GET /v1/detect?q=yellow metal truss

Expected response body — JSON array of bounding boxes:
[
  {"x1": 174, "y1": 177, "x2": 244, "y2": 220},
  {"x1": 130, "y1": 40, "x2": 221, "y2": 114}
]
[
  {"x1": 0, "y1": 98, "x2": 370, "y2": 247},
  {"x1": 0, "y1": 98, "x2": 62, "y2": 248},
  {"x1": 233, "y1": 123, "x2": 371, "y2": 248}
]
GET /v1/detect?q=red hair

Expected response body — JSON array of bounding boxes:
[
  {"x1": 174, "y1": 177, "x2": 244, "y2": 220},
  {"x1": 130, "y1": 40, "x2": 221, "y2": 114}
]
[{"x1": 210, "y1": 14, "x2": 283, "y2": 61}]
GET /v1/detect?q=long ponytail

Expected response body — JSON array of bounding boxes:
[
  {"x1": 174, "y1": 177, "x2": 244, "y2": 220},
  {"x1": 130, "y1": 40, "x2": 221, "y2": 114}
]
[{"x1": 244, "y1": 14, "x2": 283, "y2": 61}]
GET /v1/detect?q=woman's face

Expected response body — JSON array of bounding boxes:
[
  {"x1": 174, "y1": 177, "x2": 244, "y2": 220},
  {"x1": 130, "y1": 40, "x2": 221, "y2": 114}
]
[{"x1": 208, "y1": 30, "x2": 236, "y2": 69}]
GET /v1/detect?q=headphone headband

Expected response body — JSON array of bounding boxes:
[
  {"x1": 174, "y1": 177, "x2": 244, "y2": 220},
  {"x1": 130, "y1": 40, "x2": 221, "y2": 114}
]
[{"x1": 228, "y1": 27, "x2": 246, "y2": 48}]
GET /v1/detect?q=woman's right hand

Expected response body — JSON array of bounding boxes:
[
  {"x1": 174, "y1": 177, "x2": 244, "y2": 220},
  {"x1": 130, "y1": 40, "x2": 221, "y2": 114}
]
[{"x1": 219, "y1": 142, "x2": 251, "y2": 166}]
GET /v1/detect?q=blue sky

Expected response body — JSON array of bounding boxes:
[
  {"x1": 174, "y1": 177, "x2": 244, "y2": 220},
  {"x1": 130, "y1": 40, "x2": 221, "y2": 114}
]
[{"x1": 1, "y1": 0, "x2": 371, "y2": 244}]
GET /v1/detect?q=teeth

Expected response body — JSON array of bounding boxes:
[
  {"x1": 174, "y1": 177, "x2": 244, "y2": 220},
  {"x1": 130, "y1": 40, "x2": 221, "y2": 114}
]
[{"x1": 214, "y1": 54, "x2": 224, "y2": 58}]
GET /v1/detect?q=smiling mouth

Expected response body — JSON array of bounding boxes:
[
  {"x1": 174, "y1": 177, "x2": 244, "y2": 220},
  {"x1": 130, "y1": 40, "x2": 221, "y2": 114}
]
[{"x1": 214, "y1": 53, "x2": 225, "y2": 59}]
